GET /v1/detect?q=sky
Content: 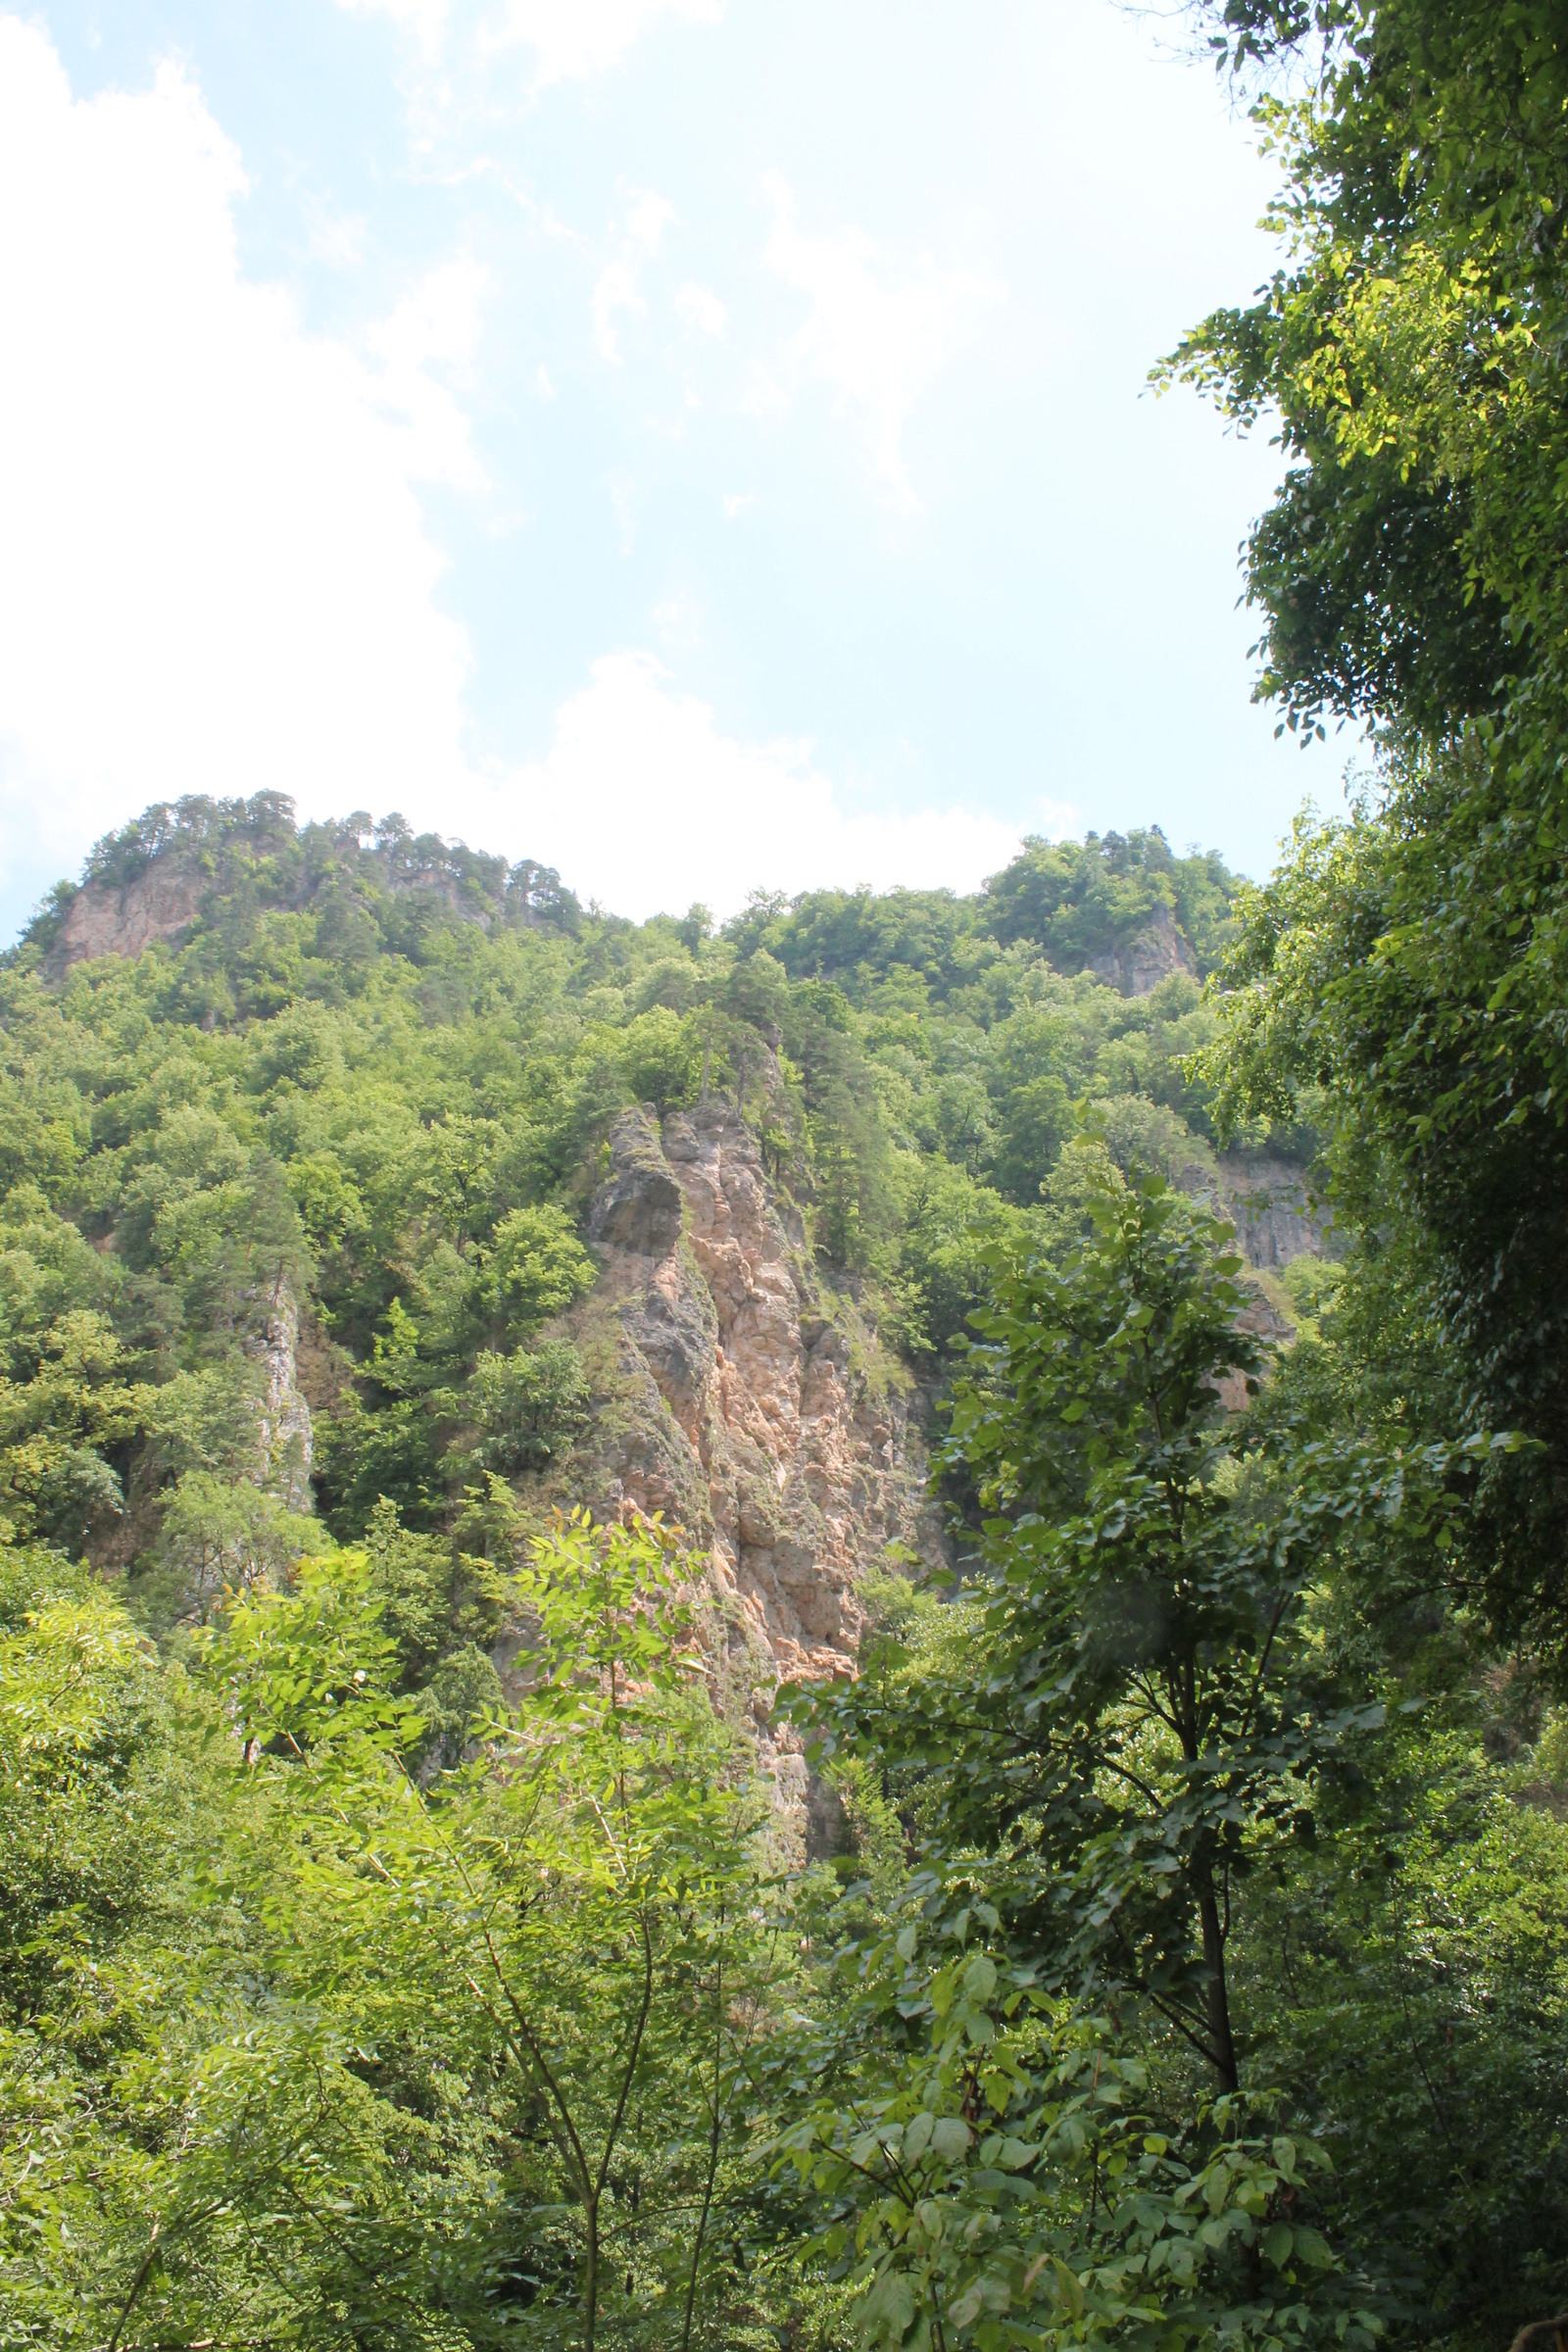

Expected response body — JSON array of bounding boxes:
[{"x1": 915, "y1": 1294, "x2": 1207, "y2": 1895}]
[{"x1": 0, "y1": 0, "x2": 1342, "y2": 940}]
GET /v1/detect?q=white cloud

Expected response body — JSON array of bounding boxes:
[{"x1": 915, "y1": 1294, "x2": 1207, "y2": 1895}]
[
  {"x1": 758, "y1": 173, "x2": 1006, "y2": 508},
  {"x1": 591, "y1": 259, "x2": 644, "y2": 364},
  {"x1": 676, "y1": 280, "x2": 726, "y2": 338},
  {"x1": 305, "y1": 199, "x2": 370, "y2": 269},
  {"x1": 492, "y1": 0, "x2": 724, "y2": 87},
  {"x1": 0, "y1": 18, "x2": 479, "y2": 905},
  {"x1": 502, "y1": 651, "x2": 1022, "y2": 918},
  {"x1": 607, "y1": 476, "x2": 641, "y2": 553},
  {"x1": 332, "y1": 0, "x2": 725, "y2": 119},
  {"x1": 651, "y1": 592, "x2": 704, "y2": 651},
  {"x1": 625, "y1": 186, "x2": 675, "y2": 253},
  {"x1": 590, "y1": 186, "x2": 675, "y2": 364},
  {"x1": 367, "y1": 253, "x2": 490, "y2": 487},
  {"x1": 336, "y1": 0, "x2": 450, "y2": 51}
]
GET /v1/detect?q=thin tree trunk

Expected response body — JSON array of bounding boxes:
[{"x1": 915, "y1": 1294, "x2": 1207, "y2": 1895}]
[
  {"x1": 583, "y1": 2189, "x2": 602, "y2": 2352},
  {"x1": 1195, "y1": 1862, "x2": 1240, "y2": 2095},
  {"x1": 583, "y1": 1914, "x2": 656, "y2": 2349},
  {"x1": 679, "y1": 1948, "x2": 725, "y2": 2352}
]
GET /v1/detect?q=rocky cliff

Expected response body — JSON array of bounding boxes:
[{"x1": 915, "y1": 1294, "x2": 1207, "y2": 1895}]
[
  {"x1": 1090, "y1": 903, "x2": 1197, "y2": 996},
  {"x1": 252, "y1": 1274, "x2": 315, "y2": 1514},
  {"x1": 1214, "y1": 1154, "x2": 1332, "y2": 1272},
  {"x1": 564, "y1": 1100, "x2": 950, "y2": 1838},
  {"x1": 37, "y1": 800, "x2": 579, "y2": 975},
  {"x1": 578, "y1": 1100, "x2": 948, "y2": 1679},
  {"x1": 49, "y1": 861, "x2": 210, "y2": 970}
]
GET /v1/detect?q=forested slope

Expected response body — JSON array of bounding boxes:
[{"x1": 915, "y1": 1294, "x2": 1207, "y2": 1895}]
[
  {"x1": 11, "y1": 0, "x2": 1568, "y2": 2339},
  {"x1": 0, "y1": 790, "x2": 1263, "y2": 1631},
  {"x1": 5, "y1": 768, "x2": 1567, "y2": 2352}
]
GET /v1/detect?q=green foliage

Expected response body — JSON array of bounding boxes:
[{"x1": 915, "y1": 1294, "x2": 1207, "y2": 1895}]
[
  {"x1": 469, "y1": 1338, "x2": 591, "y2": 1473},
  {"x1": 773, "y1": 1925, "x2": 1353, "y2": 2352},
  {"x1": 733, "y1": 832, "x2": 1238, "y2": 994},
  {"x1": 4, "y1": 761, "x2": 1567, "y2": 2349},
  {"x1": 775, "y1": 1164, "x2": 1556, "y2": 2350},
  {"x1": 0, "y1": 1517, "x2": 806, "y2": 2349},
  {"x1": 0, "y1": 794, "x2": 1232, "y2": 1624},
  {"x1": 1233, "y1": 1715, "x2": 1568, "y2": 2339},
  {"x1": 1167, "y1": 1, "x2": 1568, "y2": 1651},
  {"x1": 802, "y1": 1178, "x2": 1478, "y2": 2084},
  {"x1": 197, "y1": 1515, "x2": 783, "y2": 2351},
  {"x1": 484, "y1": 1204, "x2": 597, "y2": 1334},
  {"x1": 1176, "y1": 1, "x2": 1568, "y2": 740},
  {"x1": 362, "y1": 1491, "x2": 514, "y2": 1686},
  {"x1": 619, "y1": 1004, "x2": 703, "y2": 1111},
  {"x1": 10, "y1": 20, "x2": 1568, "y2": 2335},
  {"x1": 138, "y1": 1465, "x2": 316, "y2": 1628}
]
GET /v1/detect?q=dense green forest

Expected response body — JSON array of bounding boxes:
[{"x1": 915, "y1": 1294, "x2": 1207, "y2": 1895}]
[{"x1": 7, "y1": 2, "x2": 1568, "y2": 2346}]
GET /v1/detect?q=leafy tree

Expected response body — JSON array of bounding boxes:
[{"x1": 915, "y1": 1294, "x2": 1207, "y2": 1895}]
[
  {"x1": 361, "y1": 1489, "x2": 512, "y2": 1686},
  {"x1": 620, "y1": 1004, "x2": 703, "y2": 1112},
  {"x1": 772, "y1": 1922, "x2": 1354, "y2": 2352},
  {"x1": 1169, "y1": 0, "x2": 1568, "y2": 1642},
  {"x1": 138, "y1": 1465, "x2": 315, "y2": 1627},
  {"x1": 811, "y1": 1179, "x2": 1414, "y2": 2085},
  {"x1": 0, "y1": 1307, "x2": 138, "y2": 1548},
  {"x1": 483, "y1": 1201, "x2": 597, "y2": 1336},
  {"x1": 205, "y1": 1515, "x2": 783, "y2": 2351},
  {"x1": 786, "y1": 1172, "x2": 1511, "y2": 2344},
  {"x1": 469, "y1": 1338, "x2": 591, "y2": 1474}
]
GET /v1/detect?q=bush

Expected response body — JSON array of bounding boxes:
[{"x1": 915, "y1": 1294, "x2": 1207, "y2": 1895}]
[{"x1": 468, "y1": 1340, "x2": 591, "y2": 1475}]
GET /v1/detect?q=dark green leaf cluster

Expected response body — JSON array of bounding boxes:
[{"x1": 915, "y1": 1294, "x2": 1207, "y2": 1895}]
[{"x1": 779, "y1": 1166, "x2": 1568, "y2": 2351}]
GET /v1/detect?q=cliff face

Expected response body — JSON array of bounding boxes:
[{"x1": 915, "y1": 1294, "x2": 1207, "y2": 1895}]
[
  {"x1": 580, "y1": 1101, "x2": 949, "y2": 1686},
  {"x1": 1090, "y1": 904, "x2": 1197, "y2": 996},
  {"x1": 253, "y1": 1275, "x2": 315, "y2": 1514},
  {"x1": 1216, "y1": 1155, "x2": 1331, "y2": 1271},
  {"x1": 39, "y1": 820, "x2": 578, "y2": 976},
  {"x1": 49, "y1": 862, "x2": 210, "y2": 971},
  {"x1": 566, "y1": 1100, "x2": 953, "y2": 1847}
]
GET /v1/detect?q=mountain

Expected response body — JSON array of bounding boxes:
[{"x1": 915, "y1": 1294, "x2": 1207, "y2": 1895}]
[{"x1": 0, "y1": 791, "x2": 1325, "y2": 1841}]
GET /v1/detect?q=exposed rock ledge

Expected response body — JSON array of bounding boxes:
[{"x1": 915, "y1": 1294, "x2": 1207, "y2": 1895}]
[
  {"x1": 250, "y1": 1274, "x2": 315, "y2": 1514},
  {"x1": 582, "y1": 1101, "x2": 949, "y2": 1686},
  {"x1": 49, "y1": 863, "x2": 210, "y2": 972},
  {"x1": 1090, "y1": 904, "x2": 1196, "y2": 997},
  {"x1": 1214, "y1": 1154, "x2": 1332, "y2": 1272},
  {"x1": 572, "y1": 1102, "x2": 950, "y2": 1841}
]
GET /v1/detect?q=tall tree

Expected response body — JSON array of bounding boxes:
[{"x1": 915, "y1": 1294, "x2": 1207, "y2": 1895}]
[{"x1": 1169, "y1": 0, "x2": 1568, "y2": 1633}]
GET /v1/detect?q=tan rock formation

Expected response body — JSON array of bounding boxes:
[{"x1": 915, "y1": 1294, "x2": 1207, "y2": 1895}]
[
  {"x1": 581, "y1": 1100, "x2": 949, "y2": 1683},
  {"x1": 1089, "y1": 903, "x2": 1197, "y2": 996},
  {"x1": 48, "y1": 863, "x2": 209, "y2": 971}
]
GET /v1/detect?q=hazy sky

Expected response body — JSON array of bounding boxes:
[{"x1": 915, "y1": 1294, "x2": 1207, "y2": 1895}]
[{"x1": 0, "y1": 1, "x2": 1341, "y2": 939}]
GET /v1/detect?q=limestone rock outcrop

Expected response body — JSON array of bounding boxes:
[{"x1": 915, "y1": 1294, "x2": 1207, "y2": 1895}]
[
  {"x1": 1089, "y1": 904, "x2": 1197, "y2": 997},
  {"x1": 251, "y1": 1275, "x2": 315, "y2": 1513},
  {"x1": 1215, "y1": 1155, "x2": 1331, "y2": 1271},
  {"x1": 48, "y1": 863, "x2": 209, "y2": 972},
  {"x1": 578, "y1": 1102, "x2": 948, "y2": 1684}
]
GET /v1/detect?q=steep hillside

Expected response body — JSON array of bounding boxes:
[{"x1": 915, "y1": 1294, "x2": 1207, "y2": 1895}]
[{"x1": 0, "y1": 792, "x2": 1319, "y2": 1773}]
